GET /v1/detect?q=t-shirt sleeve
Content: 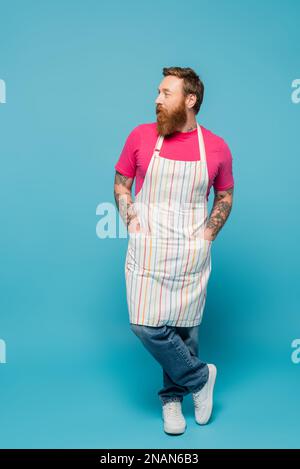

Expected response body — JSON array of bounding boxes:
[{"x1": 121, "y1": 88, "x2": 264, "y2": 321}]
[
  {"x1": 114, "y1": 126, "x2": 140, "y2": 179},
  {"x1": 213, "y1": 139, "x2": 234, "y2": 191}
]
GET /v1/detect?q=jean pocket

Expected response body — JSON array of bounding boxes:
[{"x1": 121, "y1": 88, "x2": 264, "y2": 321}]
[{"x1": 169, "y1": 334, "x2": 195, "y2": 368}]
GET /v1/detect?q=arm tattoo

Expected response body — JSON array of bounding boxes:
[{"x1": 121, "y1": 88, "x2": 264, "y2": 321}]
[
  {"x1": 114, "y1": 171, "x2": 137, "y2": 228},
  {"x1": 115, "y1": 172, "x2": 129, "y2": 185},
  {"x1": 206, "y1": 188, "x2": 234, "y2": 239}
]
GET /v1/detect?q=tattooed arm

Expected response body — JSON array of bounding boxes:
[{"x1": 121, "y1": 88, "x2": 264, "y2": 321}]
[
  {"x1": 114, "y1": 170, "x2": 139, "y2": 231},
  {"x1": 205, "y1": 187, "x2": 234, "y2": 241}
]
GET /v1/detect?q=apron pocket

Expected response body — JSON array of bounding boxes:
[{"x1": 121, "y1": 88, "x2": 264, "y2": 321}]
[{"x1": 127, "y1": 236, "x2": 211, "y2": 278}]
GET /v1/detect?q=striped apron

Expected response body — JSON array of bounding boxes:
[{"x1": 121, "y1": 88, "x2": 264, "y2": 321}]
[{"x1": 125, "y1": 122, "x2": 212, "y2": 327}]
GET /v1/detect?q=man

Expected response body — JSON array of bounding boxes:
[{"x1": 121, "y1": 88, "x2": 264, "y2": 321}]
[{"x1": 114, "y1": 67, "x2": 234, "y2": 435}]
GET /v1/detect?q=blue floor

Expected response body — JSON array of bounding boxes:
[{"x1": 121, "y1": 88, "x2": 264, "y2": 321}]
[{"x1": 0, "y1": 335, "x2": 299, "y2": 449}]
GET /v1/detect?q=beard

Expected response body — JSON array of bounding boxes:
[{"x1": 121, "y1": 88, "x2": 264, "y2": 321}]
[{"x1": 156, "y1": 99, "x2": 188, "y2": 137}]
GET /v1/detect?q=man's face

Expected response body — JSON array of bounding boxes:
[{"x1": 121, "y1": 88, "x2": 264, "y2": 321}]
[{"x1": 155, "y1": 76, "x2": 188, "y2": 137}]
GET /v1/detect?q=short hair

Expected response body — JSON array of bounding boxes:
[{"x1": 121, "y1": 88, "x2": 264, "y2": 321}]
[{"x1": 162, "y1": 66, "x2": 204, "y2": 114}]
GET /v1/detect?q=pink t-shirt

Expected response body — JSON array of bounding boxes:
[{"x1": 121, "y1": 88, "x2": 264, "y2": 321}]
[{"x1": 114, "y1": 122, "x2": 234, "y2": 200}]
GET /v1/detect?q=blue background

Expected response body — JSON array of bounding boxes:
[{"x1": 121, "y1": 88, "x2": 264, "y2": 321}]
[{"x1": 0, "y1": 0, "x2": 299, "y2": 449}]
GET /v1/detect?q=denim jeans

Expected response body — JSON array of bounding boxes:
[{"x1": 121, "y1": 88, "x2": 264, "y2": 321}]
[{"x1": 129, "y1": 323, "x2": 209, "y2": 405}]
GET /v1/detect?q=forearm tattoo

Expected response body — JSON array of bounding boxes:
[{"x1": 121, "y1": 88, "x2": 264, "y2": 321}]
[
  {"x1": 114, "y1": 171, "x2": 136, "y2": 228},
  {"x1": 206, "y1": 188, "x2": 233, "y2": 239}
]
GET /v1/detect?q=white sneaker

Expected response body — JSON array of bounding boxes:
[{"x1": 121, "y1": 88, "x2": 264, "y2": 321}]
[
  {"x1": 192, "y1": 364, "x2": 217, "y2": 425},
  {"x1": 162, "y1": 400, "x2": 186, "y2": 434}
]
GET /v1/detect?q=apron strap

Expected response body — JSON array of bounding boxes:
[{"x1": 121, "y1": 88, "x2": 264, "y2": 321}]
[
  {"x1": 197, "y1": 123, "x2": 207, "y2": 164},
  {"x1": 154, "y1": 135, "x2": 164, "y2": 153}
]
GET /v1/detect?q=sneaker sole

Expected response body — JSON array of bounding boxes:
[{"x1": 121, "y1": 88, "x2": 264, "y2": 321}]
[
  {"x1": 163, "y1": 423, "x2": 187, "y2": 434},
  {"x1": 161, "y1": 414, "x2": 186, "y2": 434},
  {"x1": 195, "y1": 364, "x2": 217, "y2": 425}
]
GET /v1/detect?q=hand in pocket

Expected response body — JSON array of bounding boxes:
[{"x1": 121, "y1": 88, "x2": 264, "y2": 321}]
[{"x1": 128, "y1": 216, "x2": 141, "y2": 235}]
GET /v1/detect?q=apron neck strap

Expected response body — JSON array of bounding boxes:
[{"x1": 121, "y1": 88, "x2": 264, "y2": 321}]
[
  {"x1": 155, "y1": 123, "x2": 204, "y2": 159},
  {"x1": 154, "y1": 134, "x2": 164, "y2": 154},
  {"x1": 197, "y1": 123, "x2": 207, "y2": 163}
]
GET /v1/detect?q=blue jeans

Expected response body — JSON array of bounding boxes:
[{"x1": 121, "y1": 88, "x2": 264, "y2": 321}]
[{"x1": 129, "y1": 323, "x2": 209, "y2": 405}]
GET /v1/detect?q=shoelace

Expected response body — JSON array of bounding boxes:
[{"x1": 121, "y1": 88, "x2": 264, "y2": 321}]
[
  {"x1": 164, "y1": 401, "x2": 182, "y2": 417},
  {"x1": 192, "y1": 391, "x2": 204, "y2": 408}
]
